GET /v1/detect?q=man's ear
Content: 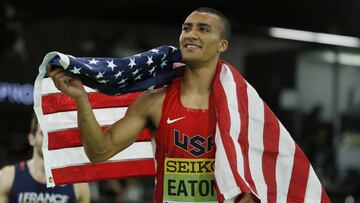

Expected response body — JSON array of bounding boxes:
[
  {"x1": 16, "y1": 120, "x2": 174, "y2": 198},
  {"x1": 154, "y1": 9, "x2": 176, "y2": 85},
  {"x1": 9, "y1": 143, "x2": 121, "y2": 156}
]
[
  {"x1": 28, "y1": 133, "x2": 35, "y2": 146},
  {"x1": 218, "y1": 39, "x2": 228, "y2": 53}
]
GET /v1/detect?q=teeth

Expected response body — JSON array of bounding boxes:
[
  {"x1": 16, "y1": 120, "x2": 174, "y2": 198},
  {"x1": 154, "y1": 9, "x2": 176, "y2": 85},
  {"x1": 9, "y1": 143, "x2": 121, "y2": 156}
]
[{"x1": 186, "y1": 45, "x2": 198, "y2": 48}]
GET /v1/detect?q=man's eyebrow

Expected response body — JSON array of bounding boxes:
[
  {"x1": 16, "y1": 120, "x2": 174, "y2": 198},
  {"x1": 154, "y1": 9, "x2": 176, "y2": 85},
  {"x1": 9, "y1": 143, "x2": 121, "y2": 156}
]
[
  {"x1": 198, "y1": 23, "x2": 212, "y2": 28},
  {"x1": 183, "y1": 22, "x2": 211, "y2": 28}
]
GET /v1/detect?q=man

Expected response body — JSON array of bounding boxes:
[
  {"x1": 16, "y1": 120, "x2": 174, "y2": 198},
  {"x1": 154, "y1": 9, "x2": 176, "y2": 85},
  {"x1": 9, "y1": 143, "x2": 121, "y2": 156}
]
[
  {"x1": 0, "y1": 114, "x2": 91, "y2": 203},
  {"x1": 47, "y1": 7, "x2": 257, "y2": 202}
]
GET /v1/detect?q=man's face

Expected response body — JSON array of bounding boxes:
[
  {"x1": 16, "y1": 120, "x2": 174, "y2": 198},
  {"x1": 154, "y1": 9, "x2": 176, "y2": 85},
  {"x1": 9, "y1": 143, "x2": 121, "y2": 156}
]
[
  {"x1": 179, "y1": 11, "x2": 227, "y2": 65},
  {"x1": 28, "y1": 124, "x2": 43, "y2": 157}
]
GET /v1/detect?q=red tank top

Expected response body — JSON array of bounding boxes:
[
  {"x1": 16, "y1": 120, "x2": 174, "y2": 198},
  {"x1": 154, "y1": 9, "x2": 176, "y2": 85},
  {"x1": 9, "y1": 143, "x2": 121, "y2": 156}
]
[{"x1": 153, "y1": 79, "x2": 217, "y2": 202}]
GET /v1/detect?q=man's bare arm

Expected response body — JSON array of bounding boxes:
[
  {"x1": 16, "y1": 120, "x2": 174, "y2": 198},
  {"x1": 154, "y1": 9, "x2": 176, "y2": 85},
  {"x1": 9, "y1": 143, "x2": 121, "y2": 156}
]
[
  {"x1": 0, "y1": 166, "x2": 15, "y2": 203},
  {"x1": 77, "y1": 92, "x2": 150, "y2": 162}
]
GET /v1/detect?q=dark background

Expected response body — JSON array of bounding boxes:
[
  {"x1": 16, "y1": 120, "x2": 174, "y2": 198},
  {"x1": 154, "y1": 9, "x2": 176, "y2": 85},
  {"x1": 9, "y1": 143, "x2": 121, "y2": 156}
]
[{"x1": 1, "y1": 1, "x2": 360, "y2": 202}]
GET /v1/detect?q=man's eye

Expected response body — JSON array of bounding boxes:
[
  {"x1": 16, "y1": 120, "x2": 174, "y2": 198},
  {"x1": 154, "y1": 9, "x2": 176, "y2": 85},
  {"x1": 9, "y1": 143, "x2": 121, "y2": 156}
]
[
  {"x1": 182, "y1": 26, "x2": 189, "y2": 31},
  {"x1": 200, "y1": 27, "x2": 209, "y2": 32}
]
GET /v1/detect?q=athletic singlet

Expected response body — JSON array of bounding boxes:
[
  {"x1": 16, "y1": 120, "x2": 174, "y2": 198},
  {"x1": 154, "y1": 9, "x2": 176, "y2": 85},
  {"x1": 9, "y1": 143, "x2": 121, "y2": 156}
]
[
  {"x1": 9, "y1": 161, "x2": 76, "y2": 203},
  {"x1": 153, "y1": 79, "x2": 217, "y2": 203}
]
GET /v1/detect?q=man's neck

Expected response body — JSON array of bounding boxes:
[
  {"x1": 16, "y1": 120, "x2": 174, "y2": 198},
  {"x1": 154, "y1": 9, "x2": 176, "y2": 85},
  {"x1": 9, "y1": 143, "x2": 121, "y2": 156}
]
[
  {"x1": 179, "y1": 59, "x2": 219, "y2": 109},
  {"x1": 182, "y1": 59, "x2": 219, "y2": 95},
  {"x1": 27, "y1": 152, "x2": 46, "y2": 183}
]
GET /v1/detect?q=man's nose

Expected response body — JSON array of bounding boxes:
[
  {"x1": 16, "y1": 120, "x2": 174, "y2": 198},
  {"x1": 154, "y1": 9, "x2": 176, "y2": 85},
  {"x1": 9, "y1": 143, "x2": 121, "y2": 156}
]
[{"x1": 185, "y1": 29, "x2": 198, "y2": 40}]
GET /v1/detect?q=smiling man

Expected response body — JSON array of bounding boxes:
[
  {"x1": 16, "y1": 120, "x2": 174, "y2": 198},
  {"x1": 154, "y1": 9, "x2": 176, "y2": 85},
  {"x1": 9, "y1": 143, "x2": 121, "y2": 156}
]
[{"x1": 47, "y1": 7, "x2": 257, "y2": 203}]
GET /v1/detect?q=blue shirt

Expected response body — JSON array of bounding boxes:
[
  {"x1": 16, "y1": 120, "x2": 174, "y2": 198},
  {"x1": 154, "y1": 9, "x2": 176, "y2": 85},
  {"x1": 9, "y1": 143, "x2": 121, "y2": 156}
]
[{"x1": 10, "y1": 161, "x2": 76, "y2": 203}]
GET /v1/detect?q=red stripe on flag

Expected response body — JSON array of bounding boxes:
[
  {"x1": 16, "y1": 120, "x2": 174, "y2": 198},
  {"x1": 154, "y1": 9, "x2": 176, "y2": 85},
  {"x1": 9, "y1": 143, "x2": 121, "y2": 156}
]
[
  {"x1": 48, "y1": 127, "x2": 151, "y2": 150},
  {"x1": 262, "y1": 104, "x2": 280, "y2": 203},
  {"x1": 52, "y1": 159, "x2": 155, "y2": 185},
  {"x1": 215, "y1": 184, "x2": 225, "y2": 202},
  {"x1": 42, "y1": 92, "x2": 141, "y2": 114},
  {"x1": 214, "y1": 65, "x2": 250, "y2": 193},
  {"x1": 321, "y1": 188, "x2": 331, "y2": 203},
  {"x1": 230, "y1": 66, "x2": 258, "y2": 195},
  {"x1": 287, "y1": 145, "x2": 310, "y2": 202}
]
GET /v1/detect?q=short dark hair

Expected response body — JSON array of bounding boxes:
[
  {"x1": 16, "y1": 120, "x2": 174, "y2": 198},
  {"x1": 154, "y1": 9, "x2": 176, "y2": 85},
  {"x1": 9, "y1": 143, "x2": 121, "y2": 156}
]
[
  {"x1": 30, "y1": 113, "x2": 39, "y2": 135},
  {"x1": 195, "y1": 7, "x2": 231, "y2": 41}
]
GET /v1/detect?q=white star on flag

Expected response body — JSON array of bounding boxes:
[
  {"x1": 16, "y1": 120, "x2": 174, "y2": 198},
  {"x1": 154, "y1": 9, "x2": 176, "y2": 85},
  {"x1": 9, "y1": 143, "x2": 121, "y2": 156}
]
[
  {"x1": 117, "y1": 78, "x2": 127, "y2": 84},
  {"x1": 151, "y1": 49, "x2": 159, "y2": 54},
  {"x1": 99, "y1": 79, "x2": 109, "y2": 84},
  {"x1": 170, "y1": 46, "x2": 177, "y2": 52},
  {"x1": 160, "y1": 60, "x2": 167, "y2": 69},
  {"x1": 70, "y1": 66, "x2": 82, "y2": 74},
  {"x1": 149, "y1": 66, "x2": 156, "y2": 74},
  {"x1": 128, "y1": 58, "x2": 136, "y2": 69},
  {"x1": 146, "y1": 56, "x2": 153, "y2": 66},
  {"x1": 132, "y1": 69, "x2": 140, "y2": 76},
  {"x1": 114, "y1": 71, "x2": 123, "y2": 79},
  {"x1": 161, "y1": 54, "x2": 167, "y2": 61},
  {"x1": 89, "y1": 58, "x2": 99, "y2": 65},
  {"x1": 135, "y1": 74, "x2": 143, "y2": 81},
  {"x1": 95, "y1": 72, "x2": 105, "y2": 79},
  {"x1": 106, "y1": 60, "x2": 117, "y2": 71}
]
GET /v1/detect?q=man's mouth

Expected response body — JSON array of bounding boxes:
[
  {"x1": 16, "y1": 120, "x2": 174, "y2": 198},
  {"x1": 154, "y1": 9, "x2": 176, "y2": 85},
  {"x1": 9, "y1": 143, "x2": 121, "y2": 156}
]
[{"x1": 184, "y1": 44, "x2": 201, "y2": 49}]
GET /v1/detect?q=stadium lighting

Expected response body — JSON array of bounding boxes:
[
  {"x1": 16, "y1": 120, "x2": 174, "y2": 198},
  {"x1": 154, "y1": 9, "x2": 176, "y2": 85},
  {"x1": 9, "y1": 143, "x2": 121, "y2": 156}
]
[{"x1": 269, "y1": 27, "x2": 360, "y2": 48}]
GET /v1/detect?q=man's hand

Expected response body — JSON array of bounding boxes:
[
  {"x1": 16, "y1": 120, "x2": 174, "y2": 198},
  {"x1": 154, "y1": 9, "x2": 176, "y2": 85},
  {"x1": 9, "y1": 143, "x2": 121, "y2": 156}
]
[{"x1": 47, "y1": 64, "x2": 86, "y2": 101}]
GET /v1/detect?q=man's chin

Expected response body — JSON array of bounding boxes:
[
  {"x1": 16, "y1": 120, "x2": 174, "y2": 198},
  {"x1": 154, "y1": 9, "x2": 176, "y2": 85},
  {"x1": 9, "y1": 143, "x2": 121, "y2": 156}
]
[{"x1": 181, "y1": 57, "x2": 198, "y2": 64}]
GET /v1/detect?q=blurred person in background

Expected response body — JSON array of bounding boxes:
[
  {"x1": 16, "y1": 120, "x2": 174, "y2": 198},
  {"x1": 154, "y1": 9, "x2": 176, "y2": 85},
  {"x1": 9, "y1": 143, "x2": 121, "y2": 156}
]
[
  {"x1": 0, "y1": 113, "x2": 90, "y2": 203},
  {"x1": 99, "y1": 178, "x2": 145, "y2": 203},
  {"x1": 99, "y1": 179, "x2": 124, "y2": 202}
]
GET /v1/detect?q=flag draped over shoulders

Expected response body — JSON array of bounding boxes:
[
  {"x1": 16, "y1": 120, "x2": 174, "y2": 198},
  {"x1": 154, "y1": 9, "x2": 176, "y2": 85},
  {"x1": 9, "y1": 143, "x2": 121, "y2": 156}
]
[
  {"x1": 34, "y1": 45, "x2": 330, "y2": 202},
  {"x1": 212, "y1": 60, "x2": 330, "y2": 202}
]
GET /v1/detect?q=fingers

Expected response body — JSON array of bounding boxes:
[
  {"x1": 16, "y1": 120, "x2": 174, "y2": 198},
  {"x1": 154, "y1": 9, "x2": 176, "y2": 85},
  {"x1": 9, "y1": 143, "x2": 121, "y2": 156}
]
[
  {"x1": 57, "y1": 74, "x2": 73, "y2": 88},
  {"x1": 46, "y1": 64, "x2": 73, "y2": 90},
  {"x1": 47, "y1": 64, "x2": 63, "y2": 78}
]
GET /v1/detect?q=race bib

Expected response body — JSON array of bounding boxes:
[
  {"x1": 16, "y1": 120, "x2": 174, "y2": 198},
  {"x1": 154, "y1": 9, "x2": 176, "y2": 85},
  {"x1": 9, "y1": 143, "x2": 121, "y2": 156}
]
[{"x1": 163, "y1": 157, "x2": 217, "y2": 202}]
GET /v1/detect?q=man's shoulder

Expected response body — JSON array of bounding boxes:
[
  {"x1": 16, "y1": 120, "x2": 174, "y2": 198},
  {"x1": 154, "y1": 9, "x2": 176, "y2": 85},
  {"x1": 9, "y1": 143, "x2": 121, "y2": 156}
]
[
  {"x1": 129, "y1": 86, "x2": 168, "y2": 121},
  {"x1": 0, "y1": 165, "x2": 15, "y2": 177},
  {"x1": 0, "y1": 165, "x2": 15, "y2": 192},
  {"x1": 144, "y1": 86, "x2": 167, "y2": 98},
  {"x1": 73, "y1": 182, "x2": 90, "y2": 190},
  {"x1": 136, "y1": 86, "x2": 168, "y2": 106}
]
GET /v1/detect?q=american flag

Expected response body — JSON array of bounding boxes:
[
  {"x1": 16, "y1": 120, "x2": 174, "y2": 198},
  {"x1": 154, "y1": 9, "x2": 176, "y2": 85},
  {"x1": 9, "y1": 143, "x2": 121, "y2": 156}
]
[
  {"x1": 47, "y1": 45, "x2": 183, "y2": 95},
  {"x1": 213, "y1": 60, "x2": 330, "y2": 202},
  {"x1": 34, "y1": 46, "x2": 183, "y2": 187},
  {"x1": 34, "y1": 46, "x2": 330, "y2": 202}
]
